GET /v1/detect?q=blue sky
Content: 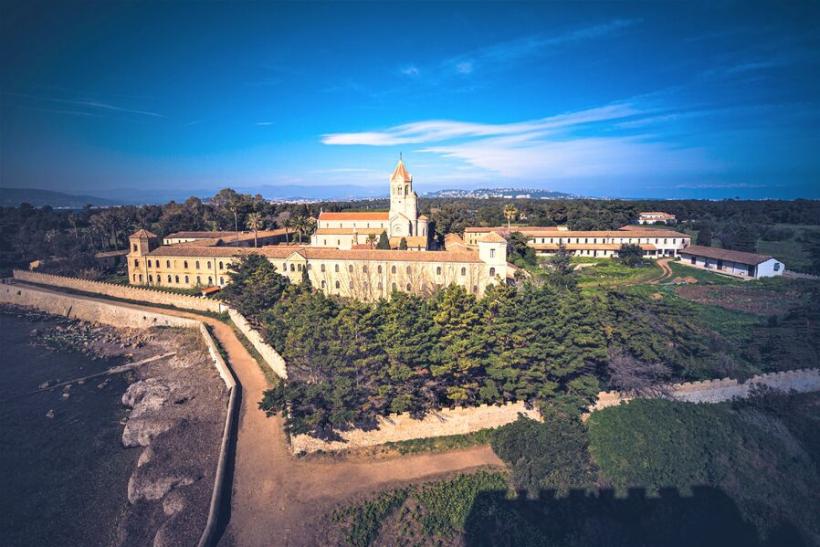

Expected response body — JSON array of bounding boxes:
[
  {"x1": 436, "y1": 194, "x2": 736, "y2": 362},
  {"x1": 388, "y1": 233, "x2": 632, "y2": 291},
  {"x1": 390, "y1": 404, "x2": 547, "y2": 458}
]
[{"x1": 2, "y1": 1, "x2": 819, "y2": 200}]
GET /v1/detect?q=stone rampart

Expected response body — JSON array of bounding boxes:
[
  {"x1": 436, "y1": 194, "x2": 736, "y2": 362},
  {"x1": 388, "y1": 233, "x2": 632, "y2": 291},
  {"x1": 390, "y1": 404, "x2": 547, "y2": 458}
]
[
  {"x1": 591, "y1": 368, "x2": 820, "y2": 410},
  {"x1": 13, "y1": 270, "x2": 224, "y2": 314},
  {"x1": 290, "y1": 401, "x2": 539, "y2": 454},
  {"x1": 227, "y1": 308, "x2": 287, "y2": 379},
  {"x1": 1, "y1": 283, "x2": 201, "y2": 329}
]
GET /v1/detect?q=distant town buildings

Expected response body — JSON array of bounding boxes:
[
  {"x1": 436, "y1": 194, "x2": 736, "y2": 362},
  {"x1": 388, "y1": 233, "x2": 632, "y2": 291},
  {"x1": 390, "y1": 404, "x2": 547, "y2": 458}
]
[
  {"x1": 678, "y1": 246, "x2": 784, "y2": 279},
  {"x1": 638, "y1": 211, "x2": 677, "y2": 224}
]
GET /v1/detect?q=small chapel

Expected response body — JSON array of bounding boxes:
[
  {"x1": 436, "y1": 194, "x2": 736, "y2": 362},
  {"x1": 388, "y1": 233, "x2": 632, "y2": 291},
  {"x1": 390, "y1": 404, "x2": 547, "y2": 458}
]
[{"x1": 311, "y1": 159, "x2": 429, "y2": 250}]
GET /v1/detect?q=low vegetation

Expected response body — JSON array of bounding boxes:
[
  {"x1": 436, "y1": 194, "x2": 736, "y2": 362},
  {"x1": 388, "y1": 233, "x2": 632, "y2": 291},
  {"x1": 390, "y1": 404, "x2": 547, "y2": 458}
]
[{"x1": 332, "y1": 392, "x2": 820, "y2": 546}]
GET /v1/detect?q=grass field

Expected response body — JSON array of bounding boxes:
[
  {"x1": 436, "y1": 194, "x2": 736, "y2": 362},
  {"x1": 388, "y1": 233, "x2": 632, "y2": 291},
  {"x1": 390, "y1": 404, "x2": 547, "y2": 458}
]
[
  {"x1": 575, "y1": 259, "x2": 663, "y2": 288},
  {"x1": 756, "y1": 224, "x2": 819, "y2": 274}
]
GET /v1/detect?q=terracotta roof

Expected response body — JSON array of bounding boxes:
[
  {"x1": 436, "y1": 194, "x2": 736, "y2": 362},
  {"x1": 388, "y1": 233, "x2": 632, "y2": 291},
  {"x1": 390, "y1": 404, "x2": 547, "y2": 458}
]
[
  {"x1": 389, "y1": 236, "x2": 428, "y2": 248},
  {"x1": 467, "y1": 226, "x2": 687, "y2": 239},
  {"x1": 640, "y1": 211, "x2": 676, "y2": 218},
  {"x1": 147, "y1": 246, "x2": 250, "y2": 258},
  {"x1": 131, "y1": 229, "x2": 158, "y2": 238},
  {"x1": 390, "y1": 159, "x2": 412, "y2": 182},
  {"x1": 444, "y1": 233, "x2": 468, "y2": 251},
  {"x1": 315, "y1": 227, "x2": 386, "y2": 235},
  {"x1": 678, "y1": 245, "x2": 774, "y2": 265},
  {"x1": 531, "y1": 243, "x2": 657, "y2": 251},
  {"x1": 165, "y1": 229, "x2": 290, "y2": 241},
  {"x1": 618, "y1": 225, "x2": 679, "y2": 232},
  {"x1": 476, "y1": 231, "x2": 507, "y2": 243},
  {"x1": 318, "y1": 211, "x2": 389, "y2": 221}
]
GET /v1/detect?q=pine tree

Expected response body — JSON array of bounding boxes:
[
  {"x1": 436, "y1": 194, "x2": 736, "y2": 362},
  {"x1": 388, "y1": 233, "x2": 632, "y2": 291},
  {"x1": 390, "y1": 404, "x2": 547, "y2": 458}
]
[{"x1": 376, "y1": 231, "x2": 390, "y2": 250}]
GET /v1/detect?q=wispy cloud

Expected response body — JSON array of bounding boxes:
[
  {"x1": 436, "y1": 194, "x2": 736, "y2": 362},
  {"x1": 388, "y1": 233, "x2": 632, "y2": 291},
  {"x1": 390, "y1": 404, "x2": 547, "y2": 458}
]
[
  {"x1": 3, "y1": 91, "x2": 164, "y2": 118},
  {"x1": 395, "y1": 19, "x2": 640, "y2": 84},
  {"x1": 323, "y1": 98, "x2": 721, "y2": 182},
  {"x1": 255, "y1": 121, "x2": 275, "y2": 126},
  {"x1": 322, "y1": 103, "x2": 641, "y2": 145}
]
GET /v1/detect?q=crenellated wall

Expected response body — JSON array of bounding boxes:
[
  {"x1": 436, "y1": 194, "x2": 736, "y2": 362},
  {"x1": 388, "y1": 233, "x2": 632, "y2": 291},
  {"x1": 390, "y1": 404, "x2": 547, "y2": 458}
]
[{"x1": 13, "y1": 270, "x2": 225, "y2": 314}]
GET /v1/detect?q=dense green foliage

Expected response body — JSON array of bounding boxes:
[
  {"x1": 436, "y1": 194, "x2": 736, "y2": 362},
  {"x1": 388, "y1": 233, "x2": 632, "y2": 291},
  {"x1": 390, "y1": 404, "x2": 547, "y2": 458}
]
[
  {"x1": 259, "y1": 282, "x2": 607, "y2": 437},
  {"x1": 616, "y1": 243, "x2": 645, "y2": 267},
  {"x1": 491, "y1": 414, "x2": 596, "y2": 495},
  {"x1": 507, "y1": 231, "x2": 537, "y2": 268},
  {"x1": 220, "y1": 254, "x2": 290, "y2": 317},
  {"x1": 588, "y1": 395, "x2": 820, "y2": 543}
]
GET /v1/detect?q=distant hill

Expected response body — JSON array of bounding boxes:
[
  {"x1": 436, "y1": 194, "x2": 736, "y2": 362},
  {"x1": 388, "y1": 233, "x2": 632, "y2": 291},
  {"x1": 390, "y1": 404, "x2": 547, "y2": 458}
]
[
  {"x1": 425, "y1": 187, "x2": 577, "y2": 199},
  {"x1": 0, "y1": 188, "x2": 120, "y2": 208}
]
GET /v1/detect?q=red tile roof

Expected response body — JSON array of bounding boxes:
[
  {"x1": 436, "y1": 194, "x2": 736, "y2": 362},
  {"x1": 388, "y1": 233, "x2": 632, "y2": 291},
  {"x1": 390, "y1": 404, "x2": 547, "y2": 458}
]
[
  {"x1": 391, "y1": 159, "x2": 412, "y2": 182},
  {"x1": 131, "y1": 229, "x2": 158, "y2": 238},
  {"x1": 679, "y1": 245, "x2": 774, "y2": 265},
  {"x1": 318, "y1": 211, "x2": 389, "y2": 221}
]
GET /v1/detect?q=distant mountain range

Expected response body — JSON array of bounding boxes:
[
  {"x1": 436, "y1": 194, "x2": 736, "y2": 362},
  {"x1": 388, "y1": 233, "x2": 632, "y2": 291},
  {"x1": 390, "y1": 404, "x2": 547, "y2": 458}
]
[
  {"x1": 0, "y1": 188, "x2": 120, "y2": 208},
  {"x1": 425, "y1": 188, "x2": 576, "y2": 199}
]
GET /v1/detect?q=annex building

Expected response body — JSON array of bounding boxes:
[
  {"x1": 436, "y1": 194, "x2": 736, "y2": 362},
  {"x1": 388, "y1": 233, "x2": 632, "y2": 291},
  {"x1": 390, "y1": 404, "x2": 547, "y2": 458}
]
[
  {"x1": 678, "y1": 245, "x2": 784, "y2": 279},
  {"x1": 311, "y1": 159, "x2": 429, "y2": 250},
  {"x1": 464, "y1": 226, "x2": 691, "y2": 258}
]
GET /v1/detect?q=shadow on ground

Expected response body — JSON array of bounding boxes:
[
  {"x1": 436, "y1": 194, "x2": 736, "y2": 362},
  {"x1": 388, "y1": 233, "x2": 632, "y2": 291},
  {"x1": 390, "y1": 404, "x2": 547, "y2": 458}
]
[{"x1": 464, "y1": 485, "x2": 807, "y2": 547}]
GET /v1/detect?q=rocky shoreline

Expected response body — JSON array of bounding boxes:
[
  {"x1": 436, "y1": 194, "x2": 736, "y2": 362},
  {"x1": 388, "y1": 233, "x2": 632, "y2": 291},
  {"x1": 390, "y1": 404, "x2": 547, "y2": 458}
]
[{"x1": 3, "y1": 306, "x2": 228, "y2": 546}]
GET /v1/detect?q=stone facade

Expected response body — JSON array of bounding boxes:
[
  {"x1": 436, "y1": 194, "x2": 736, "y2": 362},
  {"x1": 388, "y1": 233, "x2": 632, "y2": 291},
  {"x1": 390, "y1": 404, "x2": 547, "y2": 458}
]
[{"x1": 290, "y1": 401, "x2": 540, "y2": 454}]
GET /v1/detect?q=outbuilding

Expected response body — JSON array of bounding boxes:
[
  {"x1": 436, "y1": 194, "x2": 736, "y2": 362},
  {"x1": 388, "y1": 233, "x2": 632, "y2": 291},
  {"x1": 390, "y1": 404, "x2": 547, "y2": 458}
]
[{"x1": 678, "y1": 245, "x2": 784, "y2": 279}]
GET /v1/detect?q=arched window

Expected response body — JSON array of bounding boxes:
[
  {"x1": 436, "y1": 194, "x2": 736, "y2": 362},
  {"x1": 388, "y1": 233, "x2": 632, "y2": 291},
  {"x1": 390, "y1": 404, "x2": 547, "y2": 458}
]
[
  {"x1": 377, "y1": 265, "x2": 382, "y2": 274},
  {"x1": 208, "y1": 276, "x2": 212, "y2": 284},
  {"x1": 207, "y1": 261, "x2": 211, "y2": 269},
  {"x1": 335, "y1": 280, "x2": 340, "y2": 289},
  {"x1": 348, "y1": 264, "x2": 353, "y2": 273},
  {"x1": 377, "y1": 282, "x2": 383, "y2": 290},
  {"x1": 406, "y1": 266, "x2": 411, "y2": 274},
  {"x1": 290, "y1": 264, "x2": 295, "y2": 272},
  {"x1": 166, "y1": 260, "x2": 171, "y2": 268},
  {"x1": 147, "y1": 259, "x2": 151, "y2": 267},
  {"x1": 282, "y1": 263, "x2": 286, "y2": 271},
  {"x1": 196, "y1": 275, "x2": 201, "y2": 284},
  {"x1": 167, "y1": 275, "x2": 172, "y2": 283},
  {"x1": 184, "y1": 275, "x2": 189, "y2": 283},
  {"x1": 489, "y1": 267, "x2": 496, "y2": 277},
  {"x1": 132, "y1": 244, "x2": 138, "y2": 252},
  {"x1": 138, "y1": 274, "x2": 143, "y2": 282},
  {"x1": 436, "y1": 266, "x2": 442, "y2": 275},
  {"x1": 349, "y1": 281, "x2": 353, "y2": 288},
  {"x1": 219, "y1": 261, "x2": 224, "y2": 270},
  {"x1": 183, "y1": 261, "x2": 188, "y2": 268},
  {"x1": 134, "y1": 259, "x2": 140, "y2": 267},
  {"x1": 461, "y1": 267, "x2": 466, "y2": 276},
  {"x1": 473, "y1": 285, "x2": 478, "y2": 294},
  {"x1": 195, "y1": 261, "x2": 200, "y2": 269},
  {"x1": 391, "y1": 265, "x2": 397, "y2": 274},
  {"x1": 335, "y1": 264, "x2": 339, "y2": 272},
  {"x1": 307, "y1": 264, "x2": 312, "y2": 270},
  {"x1": 220, "y1": 277, "x2": 224, "y2": 285},
  {"x1": 362, "y1": 265, "x2": 368, "y2": 273},
  {"x1": 175, "y1": 275, "x2": 179, "y2": 283},
  {"x1": 321, "y1": 264, "x2": 326, "y2": 272},
  {"x1": 148, "y1": 274, "x2": 153, "y2": 282},
  {"x1": 133, "y1": 274, "x2": 137, "y2": 282}
]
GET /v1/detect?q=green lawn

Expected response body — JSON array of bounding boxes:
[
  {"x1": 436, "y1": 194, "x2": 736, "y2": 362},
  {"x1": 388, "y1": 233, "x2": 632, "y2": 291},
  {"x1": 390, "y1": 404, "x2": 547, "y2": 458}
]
[
  {"x1": 575, "y1": 259, "x2": 663, "y2": 288},
  {"x1": 668, "y1": 260, "x2": 744, "y2": 285},
  {"x1": 756, "y1": 224, "x2": 820, "y2": 274}
]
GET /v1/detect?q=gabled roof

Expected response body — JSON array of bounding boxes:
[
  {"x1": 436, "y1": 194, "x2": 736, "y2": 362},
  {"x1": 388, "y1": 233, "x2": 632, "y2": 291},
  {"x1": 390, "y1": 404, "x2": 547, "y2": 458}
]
[
  {"x1": 679, "y1": 245, "x2": 775, "y2": 266},
  {"x1": 318, "y1": 211, "x2": 389, "y2": 221},
  {"x1": 131, "y1": 229, "x2": 158, "y2": 239},
  {"x1": 390, "y1": 159, "x2": 412, "y2": 182},
  {"x1": 476, "y1": 231, "x2": 507, "y2": 243}
]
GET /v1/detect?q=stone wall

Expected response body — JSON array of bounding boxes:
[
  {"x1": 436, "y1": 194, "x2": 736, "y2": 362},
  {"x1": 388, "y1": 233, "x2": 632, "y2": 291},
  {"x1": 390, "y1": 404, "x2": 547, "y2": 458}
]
[
  {"x1": 227, "y1": 308, "x2": 287, "y2": 379},
  {"x1": 290, "y1": 401, "x2": 540, "y2": 454},
  {"x1": 591, "y1": 368, "x2": 820, "y2": 411},
  {"x1": 1, "y1": 283, "x2": 201, "y2": 329},
  {"x1": 13, "y1": 270, "x2": 225, "y2": 314}
]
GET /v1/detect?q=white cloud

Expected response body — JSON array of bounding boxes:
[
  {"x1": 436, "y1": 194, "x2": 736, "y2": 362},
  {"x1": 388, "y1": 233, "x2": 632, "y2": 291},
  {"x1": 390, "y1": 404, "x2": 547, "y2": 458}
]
[
  {"x1": 455, "y1": 61, "x2": 474, "y2": 75},
  {"x1": 400, "y1": 65, "x2": 420, "y2": 77},
  {"x1": 322, "y1": 102, "x2": 641, "y2": 146},
  {"x1": 255, "y1": 121, "x2": 275, "y2": 126}
]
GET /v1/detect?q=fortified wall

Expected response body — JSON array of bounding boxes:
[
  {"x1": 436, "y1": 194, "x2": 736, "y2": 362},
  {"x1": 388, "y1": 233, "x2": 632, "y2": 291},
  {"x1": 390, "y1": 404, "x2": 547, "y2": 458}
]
[
  {"x1": 591, "y1": 368, "x2": 820, "y2": 411},
  {"x1": 13, "y1": 270, "x2": 225, "y2": 314},
  {"x1": 228, "y1": 309, "x2": 287, "y2": 379},
  {"x1": 290, "y1": 401, "x2": 540, "y2": 454}
]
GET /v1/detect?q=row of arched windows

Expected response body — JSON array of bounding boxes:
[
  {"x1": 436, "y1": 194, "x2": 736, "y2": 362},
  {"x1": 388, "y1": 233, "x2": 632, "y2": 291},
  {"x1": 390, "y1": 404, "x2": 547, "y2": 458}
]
[{"x1": 143, "y1": 259, "x2": 225, "y2": 270}]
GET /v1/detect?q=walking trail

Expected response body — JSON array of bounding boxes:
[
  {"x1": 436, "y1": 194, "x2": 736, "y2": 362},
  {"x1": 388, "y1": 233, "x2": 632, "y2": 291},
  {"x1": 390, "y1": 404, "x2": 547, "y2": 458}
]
[{"x1": 15, "y1": 284, "x2": 502, "y2": 546}]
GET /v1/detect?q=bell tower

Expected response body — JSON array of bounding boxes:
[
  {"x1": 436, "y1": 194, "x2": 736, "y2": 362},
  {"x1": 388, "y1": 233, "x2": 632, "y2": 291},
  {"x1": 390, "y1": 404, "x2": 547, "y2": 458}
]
[{"x1": 388, "y1": 157, "x2": 418, "y2": 237}]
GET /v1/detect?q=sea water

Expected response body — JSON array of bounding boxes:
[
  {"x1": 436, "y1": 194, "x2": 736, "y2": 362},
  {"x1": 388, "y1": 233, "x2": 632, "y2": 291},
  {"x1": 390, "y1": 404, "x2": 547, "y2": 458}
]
[{"x1": 0, "y1": 311, "x2": 137, "y2": 547}]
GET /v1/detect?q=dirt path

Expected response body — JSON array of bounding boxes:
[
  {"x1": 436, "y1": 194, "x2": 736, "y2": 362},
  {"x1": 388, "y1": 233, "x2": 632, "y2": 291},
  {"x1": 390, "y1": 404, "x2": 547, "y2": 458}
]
[
  {"x1": 651, "y1": 258, "x2": 674, "y2": 284},
  {"x1": 13, "y1": 284, "x2": 502, "y2": 546}
]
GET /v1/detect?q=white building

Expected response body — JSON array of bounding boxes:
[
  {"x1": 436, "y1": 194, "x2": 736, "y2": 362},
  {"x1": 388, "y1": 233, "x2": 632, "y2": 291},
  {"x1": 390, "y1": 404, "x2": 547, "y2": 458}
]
[
  {"x1": 312, "y1": 159, "x2": 429, "y2": 250},
  {"x1": 678, "y1": 245, "x2": 784, "y2": 279},
  {"x1": 638, "y1": 211, "x2": 677, "y2": 224}
]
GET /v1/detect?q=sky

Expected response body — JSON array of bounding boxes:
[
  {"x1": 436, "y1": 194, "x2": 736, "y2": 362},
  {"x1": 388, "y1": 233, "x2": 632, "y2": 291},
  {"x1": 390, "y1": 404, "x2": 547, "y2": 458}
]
[{"x1": 1, "y1": 1, "x2": 819, "y2": 201}]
